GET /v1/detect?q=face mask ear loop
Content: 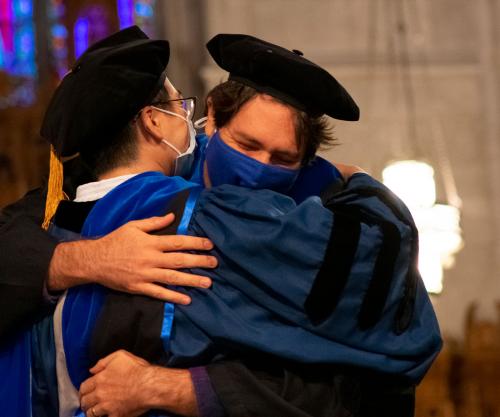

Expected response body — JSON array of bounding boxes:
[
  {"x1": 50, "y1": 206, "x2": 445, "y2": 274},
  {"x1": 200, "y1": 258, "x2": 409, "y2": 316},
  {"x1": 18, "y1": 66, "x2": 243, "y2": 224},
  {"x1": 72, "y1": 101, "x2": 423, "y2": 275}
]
[
  {"x1": 161, "y1": 139, "x2": 182, "y2": 156},
  {"x1": 152, "y1": 106, "x2": 188, "y2": 123},
  {"x1": 194, "y1": 116, "x2": 208, "y2": 130},
  {"x1": 154, "y1": 106, "x2": 195, "y2": 156}
]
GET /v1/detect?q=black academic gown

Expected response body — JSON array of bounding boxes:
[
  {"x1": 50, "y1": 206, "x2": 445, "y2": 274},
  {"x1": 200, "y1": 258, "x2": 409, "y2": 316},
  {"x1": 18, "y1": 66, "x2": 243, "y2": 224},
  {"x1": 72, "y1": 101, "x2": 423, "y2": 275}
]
[{"x1": 0, "y1": 187, "x2": 56, "y2": 340}]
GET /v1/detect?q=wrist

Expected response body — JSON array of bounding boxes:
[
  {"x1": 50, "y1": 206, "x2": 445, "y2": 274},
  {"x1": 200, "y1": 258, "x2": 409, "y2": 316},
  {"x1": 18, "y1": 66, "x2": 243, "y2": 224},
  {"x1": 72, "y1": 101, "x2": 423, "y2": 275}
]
[
  {"x1": 47, "y1": 240, "x2": 96, "y2": 291},
  {"x1": 144, "y1": 366, "x2": 198, "y2": 416}
]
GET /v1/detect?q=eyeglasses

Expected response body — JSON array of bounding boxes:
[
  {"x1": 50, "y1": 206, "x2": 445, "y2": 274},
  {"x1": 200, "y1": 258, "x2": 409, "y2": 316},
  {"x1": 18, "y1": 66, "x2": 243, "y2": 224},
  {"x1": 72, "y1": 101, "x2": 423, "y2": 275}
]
[{"x1": 151, "y1": 96, "x2": 197, "y2": 120}]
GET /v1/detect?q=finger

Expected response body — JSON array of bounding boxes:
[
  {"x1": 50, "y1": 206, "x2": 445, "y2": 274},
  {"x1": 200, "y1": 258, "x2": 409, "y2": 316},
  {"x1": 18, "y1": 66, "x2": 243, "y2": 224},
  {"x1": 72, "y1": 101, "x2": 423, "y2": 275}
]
[
  {"x1": 333, "y1": 162, "x2": 365, "y2": 179},
  {"x1": 156, "y1": 235, "x2": 214, "y2": 252},
  {"x1": 80, "y1": 391, "x2": 98, "y2": 412},
  {"x1": 89, "y1": 361, "x2": 106, "y2": 375},
  {"x1": 89, "y1": 351, "x2": 118, "y2": 374},
  {"x1": 85, "y1": 405, "x2": 103, "y2": 417},
  {"x1": 151, "y1": 268, "x2": 212, "y2": 288},
  {"x1": 80, "y1": 377, "x2": 97, "y2": 396},
  {"x1": 111, "y1": 349, "x2": 143, "y2": 363},
  {"x1": 130, "y1": 213, "x2": 175, "y2": 233},
  {"x1": 95, "y1": 403, "x2": 113, "y2": 417},
  {"x1": 158, "y1": 252, "x2": 218, "y2": 270},
  {"x1": 137, "y1": 283, "x2": 192, "y2": 304}
]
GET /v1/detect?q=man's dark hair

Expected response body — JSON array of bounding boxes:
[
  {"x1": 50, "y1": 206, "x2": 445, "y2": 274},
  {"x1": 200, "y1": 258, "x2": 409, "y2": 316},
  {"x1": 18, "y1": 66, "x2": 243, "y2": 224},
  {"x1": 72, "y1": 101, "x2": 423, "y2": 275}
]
[
  {"x1": 81, "y1": 87, "x2": 171, "y2": 177},
  {"x1": 206, "y1": 80, "x2": 336, "y2": 165}
]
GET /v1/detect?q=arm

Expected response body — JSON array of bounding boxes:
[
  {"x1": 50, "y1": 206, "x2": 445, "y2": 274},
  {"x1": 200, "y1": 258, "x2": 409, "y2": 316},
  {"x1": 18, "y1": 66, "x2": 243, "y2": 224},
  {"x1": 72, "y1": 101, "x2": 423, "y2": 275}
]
[
  {"x1": 206, "y1": 359, "x2": 356, "y2": 417},
  {"x1": 48, "y1": 213, "x2": 217, "y2": 302},
  {"x1": 0, "y1": 189, "x2": 217, "y2": 341},
  {"x1": 79, "y1": 350, "x2": 200, "y2": 417},
  {"x1": 81, "y1": 350, "x2": 408, "y2": 417},
  {"x1": 207, "y1": 358, "x2": 416, "y2": 417},
  {"x1": 79, "y1": 350, "x2": 359, "y2": 417}
]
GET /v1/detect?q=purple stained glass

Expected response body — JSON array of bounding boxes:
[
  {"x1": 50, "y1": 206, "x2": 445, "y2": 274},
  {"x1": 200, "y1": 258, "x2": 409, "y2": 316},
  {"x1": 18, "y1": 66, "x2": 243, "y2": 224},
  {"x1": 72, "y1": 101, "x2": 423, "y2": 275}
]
[
  {"x1": 0, "y1": 0, "x2": 37, "y2": 108},
  {"x1": 74, "y1": 17, "x2": 89, "y2": 58},
  {"x1": 74, "y1": 5, "x2": 112, "y2": 59},
  {"x1": 48, "y1": 0, "x2": 68, "y2": 79},
  {"x1": 117, "y1": 0, "x2": 134, "y2": 29}
]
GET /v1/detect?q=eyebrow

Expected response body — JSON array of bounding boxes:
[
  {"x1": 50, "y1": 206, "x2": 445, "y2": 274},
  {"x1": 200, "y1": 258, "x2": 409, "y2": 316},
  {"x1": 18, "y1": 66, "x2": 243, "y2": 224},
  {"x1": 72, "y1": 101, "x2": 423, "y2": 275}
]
[{"x1": 235, "y1": 131, "x2": 300, "y2": 160}]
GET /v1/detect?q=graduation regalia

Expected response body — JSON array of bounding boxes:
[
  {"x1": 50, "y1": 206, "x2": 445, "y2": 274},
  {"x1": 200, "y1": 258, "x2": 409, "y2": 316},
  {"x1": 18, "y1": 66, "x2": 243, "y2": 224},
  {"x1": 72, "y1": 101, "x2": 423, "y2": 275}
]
[
  {"x1": 0, "y1": 27, "x2": 441, "y2": 417},
  {"x1": 48, "y1": 169, "x2": 440, "y2": 416}
]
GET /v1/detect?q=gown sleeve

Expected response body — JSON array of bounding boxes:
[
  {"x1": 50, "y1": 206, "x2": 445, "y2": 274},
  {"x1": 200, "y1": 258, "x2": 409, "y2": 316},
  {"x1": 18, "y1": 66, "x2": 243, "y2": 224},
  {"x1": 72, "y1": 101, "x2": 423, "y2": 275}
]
[
  {"x1": 0, "y1": 187, "x2": 58, "y2": 341},
  {"x1": 206, "y1": 357, "x2": 416, "y2": 417}
]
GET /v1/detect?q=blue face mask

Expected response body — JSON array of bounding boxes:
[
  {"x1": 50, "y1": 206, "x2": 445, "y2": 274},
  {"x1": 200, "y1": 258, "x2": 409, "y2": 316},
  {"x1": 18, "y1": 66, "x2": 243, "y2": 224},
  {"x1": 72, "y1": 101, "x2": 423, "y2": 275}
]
[{"x1": 205, "y1": 131, "x2": 300, "y2": 193}]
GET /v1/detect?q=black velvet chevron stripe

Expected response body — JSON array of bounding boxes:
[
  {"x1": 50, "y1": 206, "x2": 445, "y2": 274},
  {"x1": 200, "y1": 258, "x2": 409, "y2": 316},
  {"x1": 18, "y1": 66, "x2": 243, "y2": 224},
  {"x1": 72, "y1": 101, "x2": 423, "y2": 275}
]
[
  {"x1": 357, "y1": 220, "x2": 401, "y2": 329},
  {"x1": 304, "y1": 211, "x2": 361, "y2": 325},
  {"x1": 343, "y1": 186, "x2": 420, "y2": 335},
  {"x1": 325, "y1": 203, "x2": 403, "y2": 331}
]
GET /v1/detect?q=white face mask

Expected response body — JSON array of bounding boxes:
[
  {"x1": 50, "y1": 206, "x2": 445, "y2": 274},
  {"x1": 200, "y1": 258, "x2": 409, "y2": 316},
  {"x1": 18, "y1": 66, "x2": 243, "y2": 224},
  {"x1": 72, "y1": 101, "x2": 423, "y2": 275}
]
[{"x1": 152, "y1": 106, "x2": 197, "y2": 178}]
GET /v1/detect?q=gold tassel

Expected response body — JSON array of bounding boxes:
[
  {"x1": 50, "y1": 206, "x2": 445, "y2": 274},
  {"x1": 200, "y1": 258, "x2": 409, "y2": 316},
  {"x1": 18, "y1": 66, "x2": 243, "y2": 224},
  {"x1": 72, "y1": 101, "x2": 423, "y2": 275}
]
[{"x1": 42, "y1": 146, "x2": 67, "y2": 230}]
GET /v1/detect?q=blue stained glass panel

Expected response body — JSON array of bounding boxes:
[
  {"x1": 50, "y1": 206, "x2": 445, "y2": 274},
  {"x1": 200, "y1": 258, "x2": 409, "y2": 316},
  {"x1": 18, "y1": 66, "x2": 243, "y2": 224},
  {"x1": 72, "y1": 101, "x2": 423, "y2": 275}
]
[
  {"x1": 0, "y1": 0, "x2": 37, "y2": 107},
  {"x1": 134, "y1": 2, "x2": 153, "y2": 18},
  {"x1": 117, "y1": 0, "x2": 134, "y2": 28},
  {"x1": 74, "y1": 17, "x2": 89, "y2": 58},
  {"x1": 48, "y1": 0, "x2": 68, "y2": 78}
]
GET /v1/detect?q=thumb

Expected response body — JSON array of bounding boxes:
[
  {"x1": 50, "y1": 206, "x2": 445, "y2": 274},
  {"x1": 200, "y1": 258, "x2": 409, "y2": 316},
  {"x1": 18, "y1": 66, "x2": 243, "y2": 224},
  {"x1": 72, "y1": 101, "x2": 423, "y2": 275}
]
[{"x1": 132, "y1": 213, "x2": 175, "y2": 233}]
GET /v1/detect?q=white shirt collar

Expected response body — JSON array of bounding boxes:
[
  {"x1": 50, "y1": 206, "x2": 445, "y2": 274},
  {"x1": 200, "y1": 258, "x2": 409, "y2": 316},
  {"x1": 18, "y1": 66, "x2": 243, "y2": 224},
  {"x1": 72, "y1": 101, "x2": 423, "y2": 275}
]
[{"x1": 74, "y1": 174, "x2": 138, "y2": 202}]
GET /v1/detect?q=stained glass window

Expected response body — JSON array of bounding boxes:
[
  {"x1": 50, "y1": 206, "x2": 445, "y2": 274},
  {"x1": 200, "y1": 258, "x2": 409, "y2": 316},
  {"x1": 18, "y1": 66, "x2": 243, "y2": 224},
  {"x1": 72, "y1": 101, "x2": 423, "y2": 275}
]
[
  {"x1": 118, "y1": 0, "x2": 156, "y2": 37},
  {"x1": 74, "y1": 5, "x2": 113, "y2": 59},
  {"x1": 0, "y1": 0, "x2": 159, "y2": 107},
  {"x1": 0, "y1": 0, "x2": 36, "y2": 107},
  {"x1": 0, "y1": 0, "x2": 36, "y2": 76},
  {"x1": 73, "y1": 1, "x2": 157, "y2": 60},
  {"x1": 48, "y1": 0, "x2": 68, "y2": 79}
]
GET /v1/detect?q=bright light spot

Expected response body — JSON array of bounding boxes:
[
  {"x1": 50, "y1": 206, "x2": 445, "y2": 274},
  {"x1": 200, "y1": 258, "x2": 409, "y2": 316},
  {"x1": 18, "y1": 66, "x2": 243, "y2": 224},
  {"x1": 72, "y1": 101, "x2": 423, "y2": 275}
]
[
  {"x1": 383, "y1": 160, "x2": 463, "y2": 294},
  {"x1": 383, "y1": 160, "x2": 436, "y2": 208},
  {"x1": 418, "y1": 245, "x2": 443, "y2": 294}
]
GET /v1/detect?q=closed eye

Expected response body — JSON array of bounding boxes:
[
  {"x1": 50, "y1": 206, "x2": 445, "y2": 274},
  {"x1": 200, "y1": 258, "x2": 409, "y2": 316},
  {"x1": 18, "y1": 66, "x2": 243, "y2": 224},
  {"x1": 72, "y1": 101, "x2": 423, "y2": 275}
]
[
  {"x1": 237, "y1": 141, "x2": 260, "y2": 152},
  {"x1": 232, "y1": 135, "x2": 262, "y2": 151},
  {"x1": 272, "y1": 158, "x2": 299, "y2": 167}
]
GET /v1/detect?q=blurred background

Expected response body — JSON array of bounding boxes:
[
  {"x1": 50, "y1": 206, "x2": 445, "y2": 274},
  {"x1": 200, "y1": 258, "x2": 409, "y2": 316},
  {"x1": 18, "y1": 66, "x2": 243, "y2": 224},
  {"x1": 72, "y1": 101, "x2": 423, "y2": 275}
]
[{"x1": 0, "y1": 1, "x2": 499, "y2": 415}]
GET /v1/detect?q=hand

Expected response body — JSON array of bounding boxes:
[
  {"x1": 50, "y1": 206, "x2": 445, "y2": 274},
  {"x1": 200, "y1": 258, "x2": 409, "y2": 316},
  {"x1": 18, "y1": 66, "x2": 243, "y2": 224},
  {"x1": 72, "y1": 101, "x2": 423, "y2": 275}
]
[
  {"x1": 48, "y1": 213, "x2": 217, "y2": 304},
  {"x1": 334, "y1": 162, "x2": 366, "y2": 181},
  {"x1": 80, "y1": 350, "x2": 150, "y2": 417},
  {"x1": 80, "y1": 350, "x2": 198, "y2": 417}
]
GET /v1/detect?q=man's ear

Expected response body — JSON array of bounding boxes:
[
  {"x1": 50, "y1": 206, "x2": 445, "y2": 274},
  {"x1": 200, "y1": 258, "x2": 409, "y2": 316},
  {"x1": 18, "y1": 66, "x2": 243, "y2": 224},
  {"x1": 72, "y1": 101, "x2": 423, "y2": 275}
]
[
  {"x1": 204, "y1": 98, "x2": 217, "y2": 136},
  {"x1": 138, "y1": 106, "x2": 164, "y2": 142}
]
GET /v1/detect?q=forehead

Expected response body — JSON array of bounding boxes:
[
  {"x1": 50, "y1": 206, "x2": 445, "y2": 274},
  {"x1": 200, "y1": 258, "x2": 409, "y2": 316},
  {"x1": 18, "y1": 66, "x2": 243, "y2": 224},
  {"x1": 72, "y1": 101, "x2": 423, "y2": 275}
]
[{"x1": 228, "y1": 94, "x2": 298, "y2": 150}]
